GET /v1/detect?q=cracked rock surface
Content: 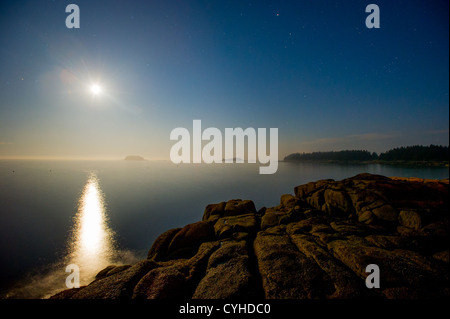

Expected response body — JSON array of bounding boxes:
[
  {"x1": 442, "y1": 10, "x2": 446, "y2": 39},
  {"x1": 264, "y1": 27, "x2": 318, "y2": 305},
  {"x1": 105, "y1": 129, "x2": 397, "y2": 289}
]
[{"x1": 52, "y1": 173, "x2": 449, "y2": 299}]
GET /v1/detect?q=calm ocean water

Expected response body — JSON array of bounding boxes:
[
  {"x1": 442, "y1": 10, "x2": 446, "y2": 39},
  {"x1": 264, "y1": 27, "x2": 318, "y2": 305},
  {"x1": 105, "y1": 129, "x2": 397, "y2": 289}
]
[{"x1": 0, "y1": 160, "x2": 448, "y2": 298}]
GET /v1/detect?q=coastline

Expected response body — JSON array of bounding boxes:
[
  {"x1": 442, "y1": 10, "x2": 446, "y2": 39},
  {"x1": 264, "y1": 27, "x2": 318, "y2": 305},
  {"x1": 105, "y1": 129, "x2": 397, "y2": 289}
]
[
  {"x1": 49, "y1": 173, "x2": 449, "y2": 300},
  {"x1": 282, "y1": 159, "x2": 450, "y2": 168}
]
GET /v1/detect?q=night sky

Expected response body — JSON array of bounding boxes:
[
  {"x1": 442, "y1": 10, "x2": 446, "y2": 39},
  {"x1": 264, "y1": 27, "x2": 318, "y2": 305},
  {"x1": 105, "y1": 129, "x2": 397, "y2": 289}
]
[{"x1": 0, "y1": 0, "x2": 448, "y2": 159}]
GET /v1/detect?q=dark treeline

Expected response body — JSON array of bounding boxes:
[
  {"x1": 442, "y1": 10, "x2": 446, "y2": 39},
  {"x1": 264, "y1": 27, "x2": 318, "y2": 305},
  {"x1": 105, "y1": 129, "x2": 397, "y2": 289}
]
[
  {"x1": 284, "y1": 150, "x2": 377, "y2": 161},
  {"x1": 284, "y1": 145, "x2": 449, "y2": 162},
  {"x1": 378, "y1": 145, "x2": 449, "y2": 161}
]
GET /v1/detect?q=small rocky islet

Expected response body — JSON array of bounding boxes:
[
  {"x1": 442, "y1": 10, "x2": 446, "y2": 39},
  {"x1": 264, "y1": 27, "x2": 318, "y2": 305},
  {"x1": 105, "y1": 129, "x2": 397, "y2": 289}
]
[{"x1": 52, "y1": 173, "x2": 449, "y2": 299}]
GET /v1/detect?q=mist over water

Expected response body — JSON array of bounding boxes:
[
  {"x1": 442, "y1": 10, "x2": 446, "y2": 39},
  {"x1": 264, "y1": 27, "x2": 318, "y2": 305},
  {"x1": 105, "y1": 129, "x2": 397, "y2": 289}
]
[{"x1": 0, "y1": 160, "x2": 448, "y2": 298}]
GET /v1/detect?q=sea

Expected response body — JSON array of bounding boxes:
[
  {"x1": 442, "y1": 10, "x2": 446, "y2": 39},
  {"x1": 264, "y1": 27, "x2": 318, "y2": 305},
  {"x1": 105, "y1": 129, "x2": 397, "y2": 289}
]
[{"x1": 0, "y1": 159, "x2": 448, "y2": 298}]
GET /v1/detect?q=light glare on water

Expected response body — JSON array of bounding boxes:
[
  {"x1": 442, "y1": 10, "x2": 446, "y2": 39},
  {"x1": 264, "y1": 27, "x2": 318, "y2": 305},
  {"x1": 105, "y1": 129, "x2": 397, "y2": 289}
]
[
  {"x1": 68, "y1": 172, "x2": 115, "y2": 284},
  {"x1": 4, "y1": 171, "x2": 139, "y2": 299}
]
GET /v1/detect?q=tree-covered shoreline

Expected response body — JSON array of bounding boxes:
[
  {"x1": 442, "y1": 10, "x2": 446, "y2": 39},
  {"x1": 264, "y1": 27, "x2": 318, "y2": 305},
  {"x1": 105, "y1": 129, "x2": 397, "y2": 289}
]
[{"x1": 284, "y1": 145, "x2": 449, "y2": 166}]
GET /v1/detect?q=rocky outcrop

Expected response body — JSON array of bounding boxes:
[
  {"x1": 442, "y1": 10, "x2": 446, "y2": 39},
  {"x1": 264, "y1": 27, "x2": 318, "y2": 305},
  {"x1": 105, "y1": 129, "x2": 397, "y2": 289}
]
[{"x1": 51, "y1": 173, "x2": 449, "y2": 299}]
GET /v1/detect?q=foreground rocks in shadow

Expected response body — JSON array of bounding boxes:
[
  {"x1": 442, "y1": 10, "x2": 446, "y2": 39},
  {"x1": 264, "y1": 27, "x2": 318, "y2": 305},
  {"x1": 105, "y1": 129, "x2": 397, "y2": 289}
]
[
  {"x1": 51, "y1": 173, "x2": 449, "y2": 299},
  {"x1": 254, "y1": 226, "x2": 332, "y2": 298},
  {"x1": 192, "y1": 240, "x2": 260, "y2": 299}
]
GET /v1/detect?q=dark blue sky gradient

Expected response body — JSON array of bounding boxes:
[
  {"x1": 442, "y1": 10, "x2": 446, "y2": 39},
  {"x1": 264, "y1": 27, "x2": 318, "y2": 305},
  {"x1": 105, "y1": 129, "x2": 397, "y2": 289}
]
[{"x1": 0, "y1": 0, "x2": 448, "y2": 159}]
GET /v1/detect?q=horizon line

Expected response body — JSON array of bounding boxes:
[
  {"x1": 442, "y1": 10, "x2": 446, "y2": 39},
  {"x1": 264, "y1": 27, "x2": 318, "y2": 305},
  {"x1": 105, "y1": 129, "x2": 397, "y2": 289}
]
[
  {"x1": 0, "y1": 156, "x2": 166, "y2": 161},
  {"x1": 1, "y1": 144, "x2": 448, "y2": 161}
]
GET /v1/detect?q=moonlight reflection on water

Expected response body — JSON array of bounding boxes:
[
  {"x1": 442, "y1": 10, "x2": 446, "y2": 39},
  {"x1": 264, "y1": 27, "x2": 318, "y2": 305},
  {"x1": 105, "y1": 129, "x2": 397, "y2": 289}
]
[
  {"x1": 67, "y1": 172, "x2": 116, "y2": 285},
  {"x1": 4, "y1": 172, "x2": 134, "y2": 299}
]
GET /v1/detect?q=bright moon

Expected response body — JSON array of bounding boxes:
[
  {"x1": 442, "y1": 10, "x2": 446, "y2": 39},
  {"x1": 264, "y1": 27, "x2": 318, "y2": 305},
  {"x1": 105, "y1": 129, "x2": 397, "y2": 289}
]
[{"x1": 90, "y1": 84, "x2": 102, "y2": 95}]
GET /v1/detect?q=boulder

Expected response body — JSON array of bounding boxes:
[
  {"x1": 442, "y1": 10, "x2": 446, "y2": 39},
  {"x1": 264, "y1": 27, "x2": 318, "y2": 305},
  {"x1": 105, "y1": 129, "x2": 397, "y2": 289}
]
[
  {"x1": 305, "y1": 190, "x2": 325, "y2": 210},
  {"x1": 372, "y1": 204, "x2": 398, "y2": 222},
  {"x1": 286, "y1": 217, "x2": 328, "y2": 235},
  {"x1": 364, "y1": 235, "x2": 415, "y2": 251},
  {"x1": 329, "y1": 221, "x2": 369, "y2": 236},
  {"x1": 260, "y1": 211, "x2": 279, "y2": 230},
  {"x1": 323, "y1": 189, "x2": 354, "y2": 216},
  {"x1": 133, "y1": 241, "x2": 220, "y2": 299},
  {"x1": 60, "y1": 260, "x2": 157, "y2": 299},
  {"x1": 95, "y1": 265, "x2": 132, "y2": 280},
  {"x1": 166, "y1": 221, "x2": 215, "y2": 260},
  {"x1": 214, "y1": 213, "x2": 258, "y2": 239},
  {"x1": 290, "y1": 234, "x2": 368, "y2": 298},
  {"x1": 202, "y1": 201, "x2": 226, "y2": 222},
  {"x1": 328, "y1": 239, "x2": 446, "y2": 289},
  {"x1": 358, "y1": 210, "x2": 374, "y2": 224},
  {"x1": 280, "y1": 194, "x2": 297, "y2": 208},
  {"x1": 147, "y1": 227, "x2": 181, "y2": 260},
  {"x1": 278, "y1": 207, "x2": 305, "y2": 225},
  {"x1": 254, "y1": 230, "x2": 332, "y2": 298},
  {"x1": 193, "y1": 241, "x2": 260, "y2": 298},
  {"x1": 133, "y1": 264, "x2": 188, "y2": 299},
  {"x1": 294, "y1": 179, "x2": 334, "y2": 199},
  {"x1": 50, "y1": 288, "x2": 86, "y2": 299},
  {"x1": 382, "y1": 287, "x2": 422, "y2": 299},
  {"x1": 398, "y1": 210, "x2": 422, "y2": 230},
  {"x1": 223, "y1": 199, "x2": 257, "y2": 216},
  {"x1": 433, "y1": 250, "x2": 449, "y2": 263}
]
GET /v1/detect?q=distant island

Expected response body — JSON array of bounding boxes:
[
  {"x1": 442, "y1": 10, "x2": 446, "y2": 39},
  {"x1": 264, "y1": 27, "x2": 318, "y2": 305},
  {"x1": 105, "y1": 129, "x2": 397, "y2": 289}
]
[
  {"x1": 223, "y1": 157, "x2": 245, "y2": 162},
  {"x1": 284, "y1": 145, "x2": 449, "y2": 166},
  {"x1": 124, "y1": 155, "x2": 145, "y2": 161}
]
